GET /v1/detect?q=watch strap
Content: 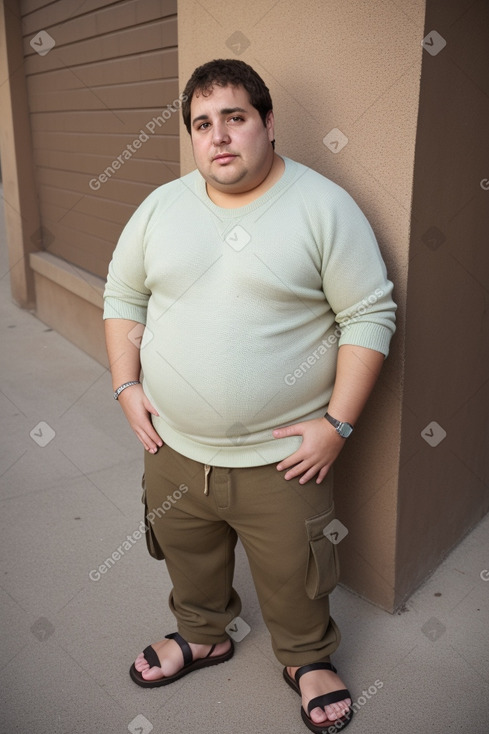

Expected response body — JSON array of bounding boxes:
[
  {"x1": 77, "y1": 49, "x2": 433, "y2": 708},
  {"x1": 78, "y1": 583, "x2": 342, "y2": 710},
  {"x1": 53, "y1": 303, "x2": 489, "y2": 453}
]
[{"x1": 324, "y1": 412, "x2": 354, "y2": 438}]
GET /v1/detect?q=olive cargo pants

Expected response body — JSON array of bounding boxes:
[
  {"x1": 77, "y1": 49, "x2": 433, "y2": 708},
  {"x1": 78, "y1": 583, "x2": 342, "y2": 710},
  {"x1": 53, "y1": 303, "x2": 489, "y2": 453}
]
[{"x1": 142, "y1": 442, "x2": 341, "y2": 666}]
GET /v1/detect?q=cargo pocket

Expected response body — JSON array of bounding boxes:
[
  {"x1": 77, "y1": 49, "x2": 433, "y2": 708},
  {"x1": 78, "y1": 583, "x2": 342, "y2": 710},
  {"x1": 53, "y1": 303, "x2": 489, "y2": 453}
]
[
  {"x1": 141, "y1": 473, "x2": 165, "y2": 560},
  {"x1": 304, "y1": 504, "x2": 340, "y2": 599}
]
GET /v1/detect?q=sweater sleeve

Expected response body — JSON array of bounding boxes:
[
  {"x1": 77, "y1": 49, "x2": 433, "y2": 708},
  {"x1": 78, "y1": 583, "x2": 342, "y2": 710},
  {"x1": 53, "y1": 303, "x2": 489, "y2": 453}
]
[
  {"x1": 312, "y1": 182, "x2": 397, "y2": 357},
  {"x1": 103, "y1": 194, "x2": 156, "y2": 323}
]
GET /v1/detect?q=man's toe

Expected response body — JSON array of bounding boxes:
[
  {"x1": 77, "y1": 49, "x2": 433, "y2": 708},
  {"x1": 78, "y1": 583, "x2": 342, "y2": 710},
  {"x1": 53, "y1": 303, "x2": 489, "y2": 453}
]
[
  {"x1": 134, "y1": 653, "x2": 149, "y2": 673},
  {"x1": 141, "y1": 665, "x2": 164, "y2": 681},
  {"x1": 309, "y1": 706, "x2": 329, "y2": 724},
  {"x1": 325, "y1": 699, "x2": 352, "y2": 721}
]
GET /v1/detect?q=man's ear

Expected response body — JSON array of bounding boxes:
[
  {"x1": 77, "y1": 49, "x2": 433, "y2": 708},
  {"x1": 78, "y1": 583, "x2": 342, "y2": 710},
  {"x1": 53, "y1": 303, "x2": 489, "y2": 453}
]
[{"x1": 266, "y1": 110, "x2": 275, "y2": 142}]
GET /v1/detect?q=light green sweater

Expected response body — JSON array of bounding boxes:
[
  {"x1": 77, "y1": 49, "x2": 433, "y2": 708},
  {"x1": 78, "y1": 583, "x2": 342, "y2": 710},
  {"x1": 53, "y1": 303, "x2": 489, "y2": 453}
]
[{"x1": 104, "y1": 156, "x2": 396, "y2": 466}]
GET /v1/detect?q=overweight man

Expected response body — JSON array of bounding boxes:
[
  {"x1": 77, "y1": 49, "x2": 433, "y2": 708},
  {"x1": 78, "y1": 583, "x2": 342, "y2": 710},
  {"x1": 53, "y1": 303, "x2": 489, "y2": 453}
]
[{"x1": 103, "y1": 59, "x2": 396, "y2": 734}]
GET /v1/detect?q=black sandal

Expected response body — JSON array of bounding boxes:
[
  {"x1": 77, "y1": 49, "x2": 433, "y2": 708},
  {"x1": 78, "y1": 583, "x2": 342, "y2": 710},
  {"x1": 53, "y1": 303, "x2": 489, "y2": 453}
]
[
  {"x1": 130, "y1": 631, "x2": 234, "y2": 688},
  {"x1": 283, "y1": 662, "x2": 353, "y2": 733}
]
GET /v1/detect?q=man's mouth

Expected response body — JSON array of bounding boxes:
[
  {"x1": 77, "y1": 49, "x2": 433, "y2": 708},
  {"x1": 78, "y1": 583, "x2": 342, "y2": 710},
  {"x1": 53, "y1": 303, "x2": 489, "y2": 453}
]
[{"x1": 212, "y1": 153, "x2": 237, "y2": 163}]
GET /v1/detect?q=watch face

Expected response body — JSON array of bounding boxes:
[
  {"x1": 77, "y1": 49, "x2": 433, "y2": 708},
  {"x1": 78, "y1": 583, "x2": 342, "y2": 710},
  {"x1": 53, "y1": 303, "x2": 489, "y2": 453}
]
[{"x1": 339, "y1": 422, "x2": 354, "y2": 438}]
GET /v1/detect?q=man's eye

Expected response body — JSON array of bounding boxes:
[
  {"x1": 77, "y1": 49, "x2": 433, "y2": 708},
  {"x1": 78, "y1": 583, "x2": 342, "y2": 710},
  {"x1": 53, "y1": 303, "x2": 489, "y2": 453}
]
[
  {"x1": 198, "y1": 122, "x2": 211, "y2": 130},
  {"x1": 229, "y1": 116, "x2": 244, "y2": 122}
]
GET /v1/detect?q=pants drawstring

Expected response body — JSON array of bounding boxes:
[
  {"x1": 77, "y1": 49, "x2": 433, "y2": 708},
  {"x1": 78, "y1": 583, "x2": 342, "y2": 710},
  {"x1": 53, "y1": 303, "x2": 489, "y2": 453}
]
[{"x1": 204, "y1": 464, "x2": 211, "y2": 495}]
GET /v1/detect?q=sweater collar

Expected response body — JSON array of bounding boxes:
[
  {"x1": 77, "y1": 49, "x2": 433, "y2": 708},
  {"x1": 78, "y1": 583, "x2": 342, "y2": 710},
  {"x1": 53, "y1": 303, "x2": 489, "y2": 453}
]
[{"x1": 193, "y1": 156, "x2": 298, "y2": 218}]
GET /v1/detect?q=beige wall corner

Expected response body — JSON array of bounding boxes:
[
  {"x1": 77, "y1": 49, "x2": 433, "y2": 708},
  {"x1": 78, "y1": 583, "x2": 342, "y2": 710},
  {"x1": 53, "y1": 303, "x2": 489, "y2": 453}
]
[
  {"x1": 177, "y1": 0, "x2": 425, "y2": 611},
  {"x1": 395, "y1": 0, "x2": 489, "y2": 608},
  {"x1": 0, "y1": 0, "x2": 40, "y2": 307}
]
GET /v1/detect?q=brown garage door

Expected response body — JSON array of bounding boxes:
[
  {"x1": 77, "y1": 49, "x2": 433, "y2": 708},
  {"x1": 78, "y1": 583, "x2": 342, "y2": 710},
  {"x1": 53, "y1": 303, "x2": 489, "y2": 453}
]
[{"x1": 22, "y1": 0, "x2": 179, "y2": 279}]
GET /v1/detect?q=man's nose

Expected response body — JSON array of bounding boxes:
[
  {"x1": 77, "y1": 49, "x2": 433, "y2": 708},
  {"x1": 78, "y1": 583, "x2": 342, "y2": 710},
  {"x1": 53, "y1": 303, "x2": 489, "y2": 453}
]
[{"x1": 212, "y1": 122, "x2": 231, "y2": 146}]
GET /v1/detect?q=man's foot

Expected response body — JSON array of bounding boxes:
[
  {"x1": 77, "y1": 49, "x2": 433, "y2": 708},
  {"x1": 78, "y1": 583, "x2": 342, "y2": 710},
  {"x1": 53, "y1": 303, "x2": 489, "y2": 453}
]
[
  {"x1": 133, "y1": 634, "x2": 232, "y2": 682},
  {"x1": 286, "y1": 664, "x2": 352, "y2": 726}
]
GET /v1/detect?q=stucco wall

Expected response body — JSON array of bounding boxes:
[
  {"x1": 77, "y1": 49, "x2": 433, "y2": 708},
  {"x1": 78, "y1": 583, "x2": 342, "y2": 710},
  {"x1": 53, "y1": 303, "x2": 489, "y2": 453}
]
[
  {"x1": 177, "y1": 0, "x2": 425, "y2": 610},
  {"x1": 396, "y1": 0, "x2": 489, "y2": 601}
]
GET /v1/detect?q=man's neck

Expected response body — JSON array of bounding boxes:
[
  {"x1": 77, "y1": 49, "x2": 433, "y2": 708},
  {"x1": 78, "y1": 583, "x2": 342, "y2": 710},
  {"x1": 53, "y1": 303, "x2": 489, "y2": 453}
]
[{"x1": 205, "y1": 154, "x2": 285, "y2": 209}]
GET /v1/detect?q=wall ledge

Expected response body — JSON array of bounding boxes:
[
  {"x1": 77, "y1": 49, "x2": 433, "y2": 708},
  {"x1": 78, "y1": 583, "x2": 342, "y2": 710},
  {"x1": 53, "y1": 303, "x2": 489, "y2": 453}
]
[{"x1": 29, "y1": 251, "x2": 105, "y2": 309}]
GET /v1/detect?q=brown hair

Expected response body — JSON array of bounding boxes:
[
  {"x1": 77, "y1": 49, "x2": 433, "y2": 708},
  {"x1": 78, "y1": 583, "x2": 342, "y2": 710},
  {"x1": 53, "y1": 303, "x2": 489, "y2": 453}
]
[{"x1": 181, "y1": 59, "x2": 273, "y2": 134}]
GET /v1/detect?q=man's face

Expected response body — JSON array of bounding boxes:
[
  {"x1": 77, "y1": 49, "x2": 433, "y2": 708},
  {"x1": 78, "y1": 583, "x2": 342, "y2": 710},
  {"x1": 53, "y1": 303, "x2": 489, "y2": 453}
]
[{"x1": 189, "y1": 84, "x2": 275, "y2": 197}]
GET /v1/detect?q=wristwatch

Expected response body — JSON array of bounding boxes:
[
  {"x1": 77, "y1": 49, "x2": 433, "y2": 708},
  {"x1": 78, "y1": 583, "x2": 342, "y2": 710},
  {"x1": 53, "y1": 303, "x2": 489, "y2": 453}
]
[{"x1": 324, "y1": 412, "x2": 354, "y2": 438}]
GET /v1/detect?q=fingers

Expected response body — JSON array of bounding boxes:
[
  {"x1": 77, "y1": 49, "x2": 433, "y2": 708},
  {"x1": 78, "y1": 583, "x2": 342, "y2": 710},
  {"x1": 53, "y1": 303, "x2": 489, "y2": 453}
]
[
  {"x1": 279, "y1": 461, "x2": 330, "y2": 484},
  {"x1": 136, "y1": 417, "x2": 163, "y2": 453},
  {"x1": 285, "y1": 462, "x2": 321, "y2": 484},
  {"x1": 272, "y1": 422, "x2": 304, "y2": 439},
  {"x1": 274, "y1": 417, "x2": 342, "y2": 484},
  {"x1": 274, "y1": 420, "x2": 322, "y2": 480},
  {"x1": 277, "y1": 449, "x2": 316, "y2": 481},
  {"x1": 136, "y1": 427, "x2": 163, "y2": 454},
  {"x1": 135, "y1": 398, "x2": 162, "y2": 450},
  {"x1": 276, "y1": 452, "x2": 300, "y2": 472},
  {"x1": 117, "y1": 386, "x2": 163, "y2": 452},
  {"x1": 142, "y1": 395, "x2": 160, "y2": 417},
  {"x1": 277, "y1": 449, "x2": 331, "y2": 484},
  {"x1": 316, "y1": 465, "x2": 330, "y2": 484}
]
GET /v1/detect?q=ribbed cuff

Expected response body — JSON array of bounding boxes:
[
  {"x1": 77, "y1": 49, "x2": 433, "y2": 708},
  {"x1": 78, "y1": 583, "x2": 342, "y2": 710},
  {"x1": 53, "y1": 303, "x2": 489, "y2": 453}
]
[
  {"x1": 338, "y1": 322, "x2": 394, "y2": 357},
  {"x1": 103, "y1": 297, "x2": 147, "y2": 324}
]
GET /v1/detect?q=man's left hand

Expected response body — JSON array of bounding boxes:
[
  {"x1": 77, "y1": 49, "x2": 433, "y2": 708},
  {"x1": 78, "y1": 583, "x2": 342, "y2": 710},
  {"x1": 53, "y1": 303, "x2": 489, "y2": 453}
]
[{"x1": 273, "y1": 417, "x2": 346, "y2": 484}]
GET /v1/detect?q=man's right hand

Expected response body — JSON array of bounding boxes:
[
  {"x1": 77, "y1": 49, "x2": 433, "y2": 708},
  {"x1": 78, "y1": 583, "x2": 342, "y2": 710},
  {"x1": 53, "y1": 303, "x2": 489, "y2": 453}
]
[{"x1": 117, "y1": 383, "x2": 164, "y2": 454}]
